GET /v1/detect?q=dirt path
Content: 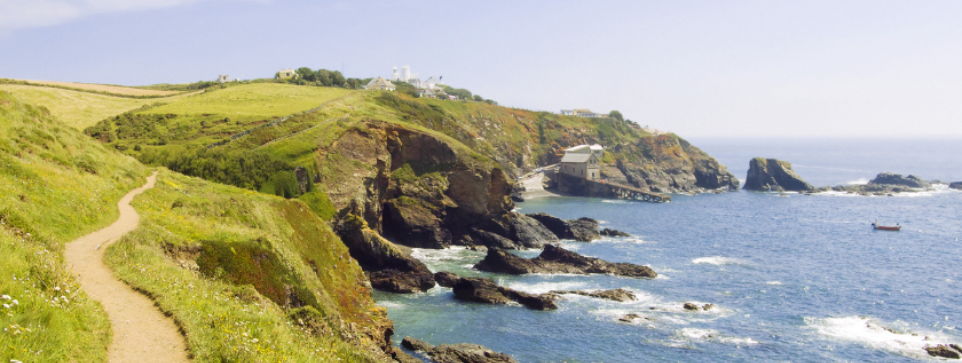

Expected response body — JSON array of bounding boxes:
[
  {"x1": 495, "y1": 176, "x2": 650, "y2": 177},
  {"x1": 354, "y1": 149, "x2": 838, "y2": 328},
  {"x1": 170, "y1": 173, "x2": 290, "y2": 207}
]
[{"x1": 65, "y1": 171, "x2": 190, "y2": 363}]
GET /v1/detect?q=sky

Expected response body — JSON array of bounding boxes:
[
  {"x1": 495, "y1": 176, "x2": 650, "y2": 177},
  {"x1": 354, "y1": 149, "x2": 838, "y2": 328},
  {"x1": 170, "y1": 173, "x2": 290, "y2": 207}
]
[{"x1": 1, "y1": 0, "x2": 960, "y2": 138}]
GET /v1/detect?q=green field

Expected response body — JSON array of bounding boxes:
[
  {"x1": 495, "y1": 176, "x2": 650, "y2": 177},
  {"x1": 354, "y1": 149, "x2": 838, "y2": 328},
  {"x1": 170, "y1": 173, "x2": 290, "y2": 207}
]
[
  {"x1": 0, "y1": 84, "x2": 191, "y2": 130},
  {"x1": 0, "y1": 90, "x2": 148, "y2": 362}
]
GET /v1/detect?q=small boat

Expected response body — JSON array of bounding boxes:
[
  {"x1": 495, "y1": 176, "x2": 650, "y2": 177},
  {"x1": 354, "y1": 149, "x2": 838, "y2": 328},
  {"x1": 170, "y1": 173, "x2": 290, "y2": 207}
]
[{"x1": 871, "y1": 219, "x2": 901, "y2": 231}]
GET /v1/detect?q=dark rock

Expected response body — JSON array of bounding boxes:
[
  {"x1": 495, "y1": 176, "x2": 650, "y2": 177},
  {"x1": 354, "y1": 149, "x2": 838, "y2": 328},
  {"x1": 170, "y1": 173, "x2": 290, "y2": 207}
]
[
  {"x1": 526, "y1": 213, "x2": 570, "y2": 239},
  {"x1": 508, "y1": 212, "x2": 559, "y2": 248},
  {"x1": 925, "y1": 344, "x2": 961, "y2": 359},
  {"x1": 567, "y1": 217, "x2": 601, "y2": 242},
  {"x1": 683, "y1": 303, "x2": 700, "y2": 311},
  {"x1": 612, "y1": 135, "x2": 739, "y2": 193},
  {"x1": 510, "y1": 184, "x2": 525, "y2": 203},
  {"x1": 619, "y1": 313, "x2": 641, "y2": 322},
  {"x1": 743, "y1": 157, "x2": 813, "y2": 192},
  {"x1": 702, "y1": 304, "x2": 714, "y2": 311},
  {"x1": 870, "y1": 172, "x2": 930, "y2": 188},
  {"x1": 475, "y1": 245, "x2": 657, "y2": 278},
  {"x1": 525, "y1": 213, "x2": 601, "y2": 242},
  {"x1": 549, "y1": 288, "x2": 637, "y2": 302},
  {"x1": 387, "y1": 346, "x2": 423, "y2": 363},
  {"x1": 952, "y1": 344, "x2": 962, "y2": 354},
  {"x1": 600, "y1": 228, "x2": 631, "y2": 237},
  {"x1": 434, "y1": 271, "x2": 459, "y2": 288},
  {"x1": 401, "y1": 337, "x2": 519, "y2": 363},
  {"x1": 470, "y1": 228, "x2": 520, "y2": 250},
  {"x1": 950, "y1": 182, "x2": 962, "y2": 190},
  {"x1": 452, "y1": 277, "x2": 557, "y2": 310},
  {"x1": 334, "y1": 216, "x2": 435, "y2": 293},
  {"x1": 468, "y1": 245, "x2": 488, "y2": 252}
]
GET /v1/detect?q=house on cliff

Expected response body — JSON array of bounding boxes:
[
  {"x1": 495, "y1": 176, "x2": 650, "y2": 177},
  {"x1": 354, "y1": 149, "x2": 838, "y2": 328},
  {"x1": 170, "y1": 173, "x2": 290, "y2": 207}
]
[{"x1": 365, "y1": 77, "x2": 396, "y2": 91}]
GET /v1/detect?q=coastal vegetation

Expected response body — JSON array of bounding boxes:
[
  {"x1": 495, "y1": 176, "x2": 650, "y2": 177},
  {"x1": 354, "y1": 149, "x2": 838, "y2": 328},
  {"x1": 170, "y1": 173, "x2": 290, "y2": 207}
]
[{"x1": 0, "y1": 90, "x2": 148, "y2": 362}]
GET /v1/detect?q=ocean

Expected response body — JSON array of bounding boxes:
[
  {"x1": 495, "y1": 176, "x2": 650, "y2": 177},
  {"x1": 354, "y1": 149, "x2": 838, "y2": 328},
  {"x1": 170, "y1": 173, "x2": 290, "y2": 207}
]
[{"x1": 374, "y1": 138, "x2": 962, "y2": 362}]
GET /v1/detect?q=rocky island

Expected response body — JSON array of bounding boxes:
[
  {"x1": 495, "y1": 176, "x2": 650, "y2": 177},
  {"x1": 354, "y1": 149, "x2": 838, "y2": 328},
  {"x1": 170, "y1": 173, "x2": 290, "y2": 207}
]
[
  {"x1": 475, "y1": 244, "x2": 657, "y2": 278},
  {"x1": 743, "y1": 157, "x2": 813, "y2": 192}
]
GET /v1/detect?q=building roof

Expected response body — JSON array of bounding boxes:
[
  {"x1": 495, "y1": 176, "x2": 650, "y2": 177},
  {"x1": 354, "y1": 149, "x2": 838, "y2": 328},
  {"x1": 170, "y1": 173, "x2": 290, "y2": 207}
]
[
  {"x1": 560, "y1": 153, "x2": 593, "y2": 163},
  {"x1": 590, "y1": 144, "x2": 604, "y2": 151},
  {"x1": 565, "y1": 144, "x2": 589, "y2": 153}
]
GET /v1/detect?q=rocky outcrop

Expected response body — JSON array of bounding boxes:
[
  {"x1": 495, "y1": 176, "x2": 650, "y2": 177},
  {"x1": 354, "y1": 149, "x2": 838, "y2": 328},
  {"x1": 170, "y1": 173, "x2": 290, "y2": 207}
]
[
  {"x1": 869, "y1": 172, "x2": 930, "y2": 188},
  {"x1": 452, "y1": 277, "x2": 557, "y2": 310},
  {"x1": 610, "y1": 134, "x2": 739, "y2": 193},
  {"x1": 334, "y1": 216, "x2": 435, "y2": 293},
  {"x1": 925, "y1": 344, "x2": 961, "y2": 359},
  {"x1": 475, "y1": 245, "x2": 657, "y2": 278},
  {"x1": 950, "y1": 182, "x2": 962, "y2": 190},
  {"x1": 507, "y1": 212, "x2": 558, "y2": 248},
  {"x1": 526, "y1": 213, "x2": 601, "y2": 242},
  {"x1": 549, "y1": 288, "x2": 637, "y2": 302},
  {"x1": 401, "y1": 337, "x2": 519, "y2": 363},
  {"x1": 434, "y1": 271, "x2": 459, "y2": 288},
  {"x1": 683, "y1": 303, "x2": 714, "y2": 311},
  {"x1": 600, "y1": 228, "x2": 631, "y2": 237},
  {"x1": 743, "y1": 158, "x2": 813, "y2": 192}
]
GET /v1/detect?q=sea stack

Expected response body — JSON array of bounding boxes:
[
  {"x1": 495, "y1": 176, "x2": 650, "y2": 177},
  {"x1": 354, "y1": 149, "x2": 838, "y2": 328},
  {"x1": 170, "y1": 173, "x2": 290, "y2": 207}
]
[{"x1": 743, "y1": 157, "x2": 813, "y2": 192}]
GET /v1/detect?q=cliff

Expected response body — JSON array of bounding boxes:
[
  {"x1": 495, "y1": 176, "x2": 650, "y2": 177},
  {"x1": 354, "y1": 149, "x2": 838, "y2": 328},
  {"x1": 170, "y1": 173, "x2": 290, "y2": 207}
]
[{"x1": 743, "y1": 157, "x2": 813, "y2": 192}]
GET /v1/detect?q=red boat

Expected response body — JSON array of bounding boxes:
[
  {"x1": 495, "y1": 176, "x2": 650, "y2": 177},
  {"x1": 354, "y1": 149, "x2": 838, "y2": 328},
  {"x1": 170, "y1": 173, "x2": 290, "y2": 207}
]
[{"x1": 872, "y1": 220, "x2": 901, "y2": 231}]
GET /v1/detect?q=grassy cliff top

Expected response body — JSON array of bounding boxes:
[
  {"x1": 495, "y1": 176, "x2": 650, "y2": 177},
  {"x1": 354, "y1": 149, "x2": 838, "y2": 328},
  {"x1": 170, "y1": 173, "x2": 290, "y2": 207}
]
[{"x1": 140, "y1": 83, "x2": 355, "y2": 118}]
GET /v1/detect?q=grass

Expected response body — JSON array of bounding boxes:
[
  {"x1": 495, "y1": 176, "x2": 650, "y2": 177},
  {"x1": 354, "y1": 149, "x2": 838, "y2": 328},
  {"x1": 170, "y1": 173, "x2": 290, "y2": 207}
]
[
  {"x1": 0, "y1": 90, "x2": 148, "y2": 363},
  {"x1": 4, "y1": 79, "x2": 182, "y2": 97},
  {"x1": 0, "y1": 84, "x2": 193, "y2": 130},
  {"x1": 105, "y1": 169, "x2": 389, "y2": 362},
  {"x1": 141, "y1": 83, "x2": 354, "y2": 119}
]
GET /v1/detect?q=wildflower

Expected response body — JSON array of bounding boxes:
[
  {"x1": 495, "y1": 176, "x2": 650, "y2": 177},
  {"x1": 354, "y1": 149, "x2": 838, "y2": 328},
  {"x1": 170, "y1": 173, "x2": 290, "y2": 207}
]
[
  {"x1": 53, "y1": 287, "x2": 60, "y2": 291},
  {"x1": 11, "y1": 300, "x2": 16, "y2": 306},
  {"x1": 0, "y1": 296, "x2": 8, "y2": 300},
  {"x1": 60, "y1": 297, "x2": 68, "y2": 304},
  {"x1": 2, "y1": 304, "x2": 9, "y2": 309}
]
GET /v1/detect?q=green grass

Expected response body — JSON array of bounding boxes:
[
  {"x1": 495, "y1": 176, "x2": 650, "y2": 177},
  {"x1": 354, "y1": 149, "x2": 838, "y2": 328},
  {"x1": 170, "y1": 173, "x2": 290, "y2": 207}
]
[
  {"x1": 105, "y1": 170, "x2": 389, "y2": 362},
  {"x1": 0, "y1": 90, "x2": 148, "y2": 362},
  {"x1": 141, "y1": 83, "x2": 354, "y2": 119},
  {"x1": 0, "y1": 84, "x2": 191, "y2": 130}
]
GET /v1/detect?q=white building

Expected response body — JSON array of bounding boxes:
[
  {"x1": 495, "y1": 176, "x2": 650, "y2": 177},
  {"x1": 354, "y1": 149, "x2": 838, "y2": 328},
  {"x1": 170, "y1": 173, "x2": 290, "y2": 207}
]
[
  {"x1": 365, "y1": 77, "x2": 396, "y2": 91},
  {"x1": 559, "y1": 152, "x2": 601, "y2": 180},
  {"x1": 400, "y1": 65, "x2": 411, "y2": 82},
  {"x1": 560, "y1": 109, "x2": 603, "y2": 118}
]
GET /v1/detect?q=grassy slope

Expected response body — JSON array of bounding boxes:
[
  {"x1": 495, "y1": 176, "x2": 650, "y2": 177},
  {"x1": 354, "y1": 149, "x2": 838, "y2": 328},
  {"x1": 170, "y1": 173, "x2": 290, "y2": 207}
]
[
  {"x1": 0, "y1": 84, "x2": 190, "y2": 130},
  {"x1": 106, "y1": 170, "x2": 388, "y2": 362},
  {"x1": 0, "y1": 90, "x2": 148, "y2": 362}
]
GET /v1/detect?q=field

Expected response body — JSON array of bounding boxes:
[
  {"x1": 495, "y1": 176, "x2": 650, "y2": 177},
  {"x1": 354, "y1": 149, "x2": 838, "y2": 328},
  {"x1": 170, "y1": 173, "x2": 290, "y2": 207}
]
[
  {"x1": 141, "y1": 83, "x2": 354, "y2": 118},
  {"x1": 19, "y1": 80, "x2": 182, "y2": 96},
  {"x1": 0, "y1": 90, "x2": 148, "y2": 362},
  {"x1": 0, "y1": 84, "x2": 193, "y2": 130}
]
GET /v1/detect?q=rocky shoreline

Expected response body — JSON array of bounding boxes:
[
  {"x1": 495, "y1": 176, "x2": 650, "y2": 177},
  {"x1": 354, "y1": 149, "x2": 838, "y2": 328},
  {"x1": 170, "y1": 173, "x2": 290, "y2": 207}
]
[{"x1": 743, "y1": 157, "x2": 949, "y2": 196}]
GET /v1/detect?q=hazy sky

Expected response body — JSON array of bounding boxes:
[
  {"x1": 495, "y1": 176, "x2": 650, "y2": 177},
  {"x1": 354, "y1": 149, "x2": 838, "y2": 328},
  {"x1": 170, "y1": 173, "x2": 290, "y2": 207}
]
[{"x1": 1, "y1": 0, "x2": 960, "y2": 138}]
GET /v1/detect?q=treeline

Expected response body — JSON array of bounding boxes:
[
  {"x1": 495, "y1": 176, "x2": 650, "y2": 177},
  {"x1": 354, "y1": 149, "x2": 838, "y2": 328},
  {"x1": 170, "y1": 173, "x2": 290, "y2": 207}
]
[{"x1": 281, "y1": 68, "x2": 370, "y2": 89}]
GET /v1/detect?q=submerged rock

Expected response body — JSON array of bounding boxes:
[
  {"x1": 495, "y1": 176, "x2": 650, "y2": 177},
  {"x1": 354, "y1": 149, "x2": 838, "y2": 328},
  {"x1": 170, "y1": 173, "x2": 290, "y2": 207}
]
[
  {"x1": 549, "y1": 288, "x2": 637, "y2": 302},
  {"x1": 401, "y1": 337, "x2": 519, "y2": 363},
  {"x1": 683, "y1": 303, "x2": 700, "y2": 311},
  {"x1": 475, "y1": 245, "x2": 657, "y2": 278},
  {"x1": 743, "y1": 158, "x2": 813, "y2": 192},
  {"x1": 452, "y1": 277, "x2": 557, "y2": 310}
]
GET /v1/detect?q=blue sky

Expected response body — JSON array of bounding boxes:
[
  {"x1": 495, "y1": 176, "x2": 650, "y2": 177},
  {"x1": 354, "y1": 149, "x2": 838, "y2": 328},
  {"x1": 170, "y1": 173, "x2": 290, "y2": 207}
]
[{"x1": 1, "y1": 0, "x2": 960, "y2": 138}]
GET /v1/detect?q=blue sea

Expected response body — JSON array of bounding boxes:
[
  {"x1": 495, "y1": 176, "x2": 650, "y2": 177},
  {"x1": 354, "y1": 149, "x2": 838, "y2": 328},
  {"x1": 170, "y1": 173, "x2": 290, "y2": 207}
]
[{"x1": 374, "y1": 138, "x2": 962, "y2": 362}]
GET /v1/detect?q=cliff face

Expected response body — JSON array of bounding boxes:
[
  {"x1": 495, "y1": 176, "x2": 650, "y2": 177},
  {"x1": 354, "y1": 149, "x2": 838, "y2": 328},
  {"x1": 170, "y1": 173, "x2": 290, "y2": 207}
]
[
  {"x1": 317, "y1": 121, "x2": 514, "y2": 249},
  {"x1": 607, "y1": 134, "x2": 739, "y2": 193},
  {"x1": 743, "y1": 157, "x2": 813, "y2": 192}
]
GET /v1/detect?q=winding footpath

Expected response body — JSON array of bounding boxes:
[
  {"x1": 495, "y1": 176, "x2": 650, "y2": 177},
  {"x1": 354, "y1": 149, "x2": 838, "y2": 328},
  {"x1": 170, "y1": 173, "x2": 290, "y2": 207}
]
[{"x1": 65, "y1": 171, "x2": 190, "y2": 362}]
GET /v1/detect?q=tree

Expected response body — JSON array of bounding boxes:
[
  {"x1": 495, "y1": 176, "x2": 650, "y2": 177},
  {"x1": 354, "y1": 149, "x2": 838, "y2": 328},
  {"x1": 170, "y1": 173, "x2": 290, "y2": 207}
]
[
  {"x1": 473, "y1": 95, "x2": 483, "y2": 102},
  {"x1": 330, "y1": 70, "x2": 346, "y2": 87},
  {"x1": 295, "y1": 67, "x2": 316, "y2": 82},
  {"x1": 609, "y1": 110, "x2": 624, "y2": 122}
]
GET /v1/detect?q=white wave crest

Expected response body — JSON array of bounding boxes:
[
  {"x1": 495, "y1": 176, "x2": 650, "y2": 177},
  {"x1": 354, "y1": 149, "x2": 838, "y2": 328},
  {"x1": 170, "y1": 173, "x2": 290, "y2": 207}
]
[
  {"x1": 502, "y1": 280, "x2": 588, "y2": 295},
  {"x1": 692, "y1": 256, "x2": 745, "y2": 266},
  {"x1": 806, "y1": 316, "x2": 952, "y2": 359},
  {"x1": 846, "y1": 178, "x2": 870, "y2": 185},
  {"x1": 766, "y1": 281, "x2": 783, "y2": 285},
  {"x1": 673, "y1": 328, "x2": 759, "y2": 345}
]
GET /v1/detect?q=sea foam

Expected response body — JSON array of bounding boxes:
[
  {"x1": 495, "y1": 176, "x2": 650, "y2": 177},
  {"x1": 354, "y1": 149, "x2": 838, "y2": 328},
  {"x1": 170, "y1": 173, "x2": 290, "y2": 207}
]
[
  {"x1": 806, "y1": 316, "x2": 952, "y2": 359},
  {"x1": 692, "y1": 256, "x2": 745, "y2": 266}
]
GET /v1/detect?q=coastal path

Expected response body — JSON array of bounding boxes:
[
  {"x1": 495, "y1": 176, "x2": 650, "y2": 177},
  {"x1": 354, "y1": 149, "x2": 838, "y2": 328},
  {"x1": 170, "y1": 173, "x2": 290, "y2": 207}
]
[{"x1": 65, "y1": 171, "x2": 190, "y2": 363}]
